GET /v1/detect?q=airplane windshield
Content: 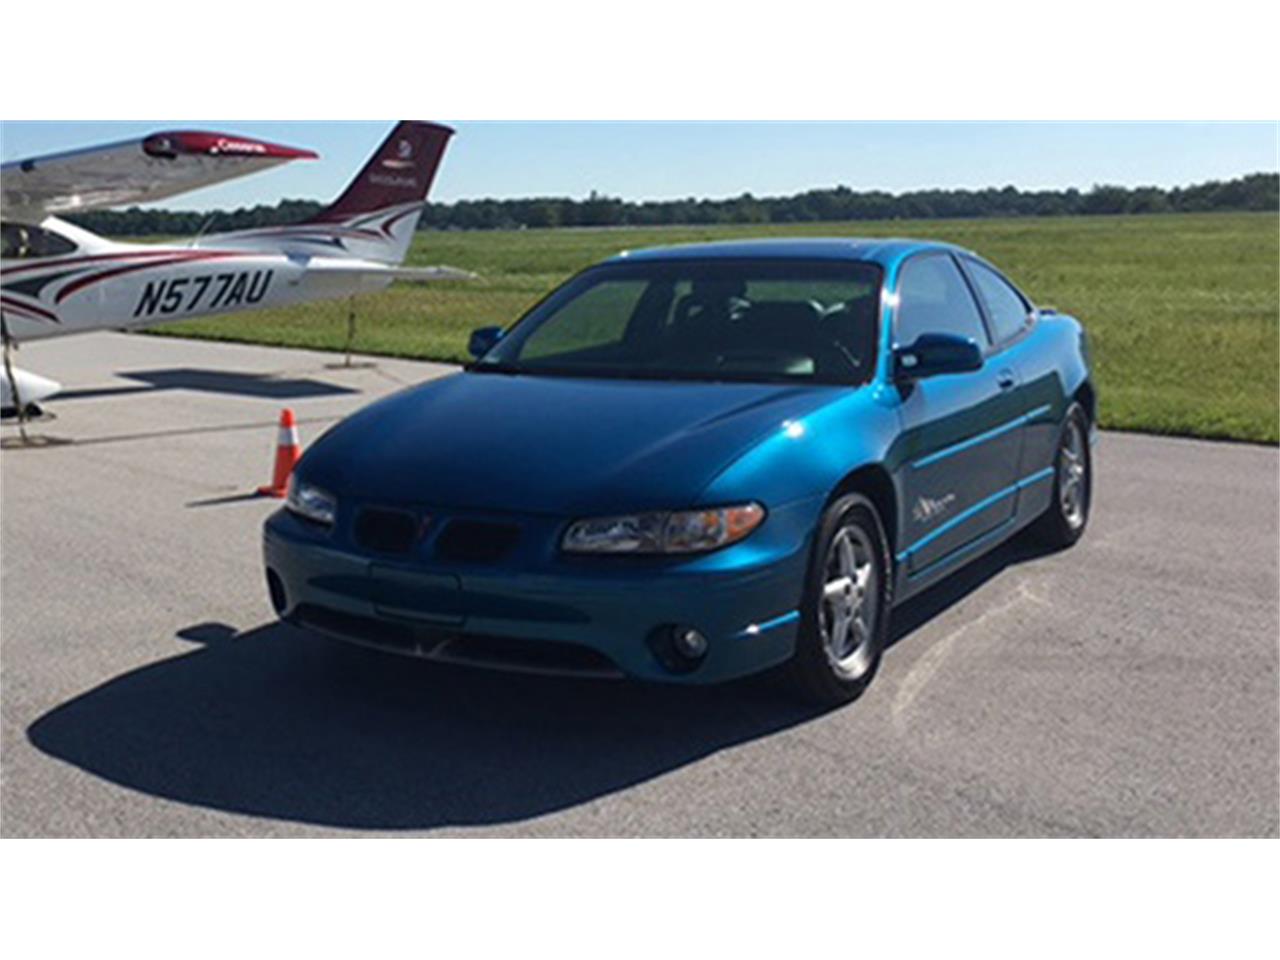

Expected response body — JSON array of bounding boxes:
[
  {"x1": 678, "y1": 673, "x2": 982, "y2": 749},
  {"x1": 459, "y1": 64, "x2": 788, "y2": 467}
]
[
  {"x1": 1, "y1": 222, "x2": 78, "y2": 260},
  {"x1": 474, "y1": 259, "x2": 883, "y2": 385}
]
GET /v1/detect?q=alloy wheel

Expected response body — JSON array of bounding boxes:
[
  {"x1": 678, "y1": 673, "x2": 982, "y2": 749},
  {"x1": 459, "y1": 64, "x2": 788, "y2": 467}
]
[
  {"x1": 818, "y1": 523, "x2": 880, "y2": 678},
  {"x1": 1059, "y1": 417, "x2": 1088, "y2": 531}
]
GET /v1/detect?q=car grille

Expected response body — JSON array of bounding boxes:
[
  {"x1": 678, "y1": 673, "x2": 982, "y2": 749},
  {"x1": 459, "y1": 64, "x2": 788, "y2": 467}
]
[
  {"x1": 293, "y1": 604, "x2": 420, "y2": 653},
  {"x1": 437, "y1": 633, "x2": 620, "y2": 677},
  {"x1": 291, "y1": 604, "x2": 621, "y2": 678},
  {"x1": 435, "y1": 519, "x2": 521, "y2": 564},
  {"x1": 354, "y1": 507, "x2": 419, "y2": 555}
]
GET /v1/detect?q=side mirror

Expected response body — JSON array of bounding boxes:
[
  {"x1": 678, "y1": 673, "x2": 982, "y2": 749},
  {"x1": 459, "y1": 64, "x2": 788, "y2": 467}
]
[
  {"x1": 894, "y1": 333, "x2": 984, "y2": 380},
  {"x1": 468, "y1": 326, "x2": 505, "y2": 359}
]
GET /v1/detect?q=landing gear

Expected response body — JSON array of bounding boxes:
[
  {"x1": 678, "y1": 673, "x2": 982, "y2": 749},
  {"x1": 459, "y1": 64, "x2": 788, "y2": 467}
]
[
  {"x1": 344, "y1": 295, "x2": 357, "y2": 367},
  {"x1": 1, "y1": 315, "x2": 30, "y2": 444},
  {"x1": 325, "y1": 295, "x2": 376, "y2": 371}
]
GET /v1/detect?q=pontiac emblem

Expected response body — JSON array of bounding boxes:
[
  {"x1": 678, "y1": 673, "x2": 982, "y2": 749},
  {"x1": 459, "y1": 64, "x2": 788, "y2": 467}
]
[{"x1": 913, "y1": 493, "x2": 957, "y2": 524}]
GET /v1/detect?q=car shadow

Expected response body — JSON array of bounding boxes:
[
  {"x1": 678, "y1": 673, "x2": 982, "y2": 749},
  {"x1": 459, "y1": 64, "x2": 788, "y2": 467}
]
[
  {"x1": 25, "y1": 534, "x2": 1053, "y2": 832},
  {"x1": 26, "y1": 620, "x2": 823, "y2": 831}
]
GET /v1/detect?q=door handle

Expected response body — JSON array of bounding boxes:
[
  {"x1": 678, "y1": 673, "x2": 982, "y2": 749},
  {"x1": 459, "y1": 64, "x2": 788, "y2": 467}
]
[{"x1": 997, "y1": 370, "x2": 1017, "y2": 391}]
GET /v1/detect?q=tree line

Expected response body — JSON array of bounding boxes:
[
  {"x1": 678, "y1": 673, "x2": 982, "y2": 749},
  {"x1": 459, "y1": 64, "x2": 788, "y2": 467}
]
[{"x1": 68, "y1": 172, "x2": 1278, "y2": 236}]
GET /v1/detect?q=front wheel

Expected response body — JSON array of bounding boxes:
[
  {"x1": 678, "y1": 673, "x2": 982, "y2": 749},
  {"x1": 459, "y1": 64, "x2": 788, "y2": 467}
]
[
  {"x1": 1030, "y1": 401, "x2": 1092, "y2": 549},
  {"x1": 786, "y1": 493, "x2": 892, "y2": 706}
]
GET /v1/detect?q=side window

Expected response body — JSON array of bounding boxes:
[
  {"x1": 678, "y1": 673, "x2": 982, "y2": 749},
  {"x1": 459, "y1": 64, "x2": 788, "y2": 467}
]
[
  {"x1": 895, "y1": 254, "x2": 988, "y2": 347},
  {"x1": 1, "y1": 222, "x2": 77, "y2": 260},
  {"x1": 965, "y1": 260, "x2": 1032, "y2": 344}
]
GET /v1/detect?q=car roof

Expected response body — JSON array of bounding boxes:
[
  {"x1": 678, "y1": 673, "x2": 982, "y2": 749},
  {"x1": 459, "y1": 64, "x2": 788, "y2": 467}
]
[{"x1": 604, "y1": 237, "x2": 976, "y2": 270}]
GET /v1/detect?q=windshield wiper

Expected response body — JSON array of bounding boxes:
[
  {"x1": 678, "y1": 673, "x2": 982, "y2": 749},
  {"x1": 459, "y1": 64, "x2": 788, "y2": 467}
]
[{"x1": 469, "y1": 361, "x2": 525, "y2": 375}]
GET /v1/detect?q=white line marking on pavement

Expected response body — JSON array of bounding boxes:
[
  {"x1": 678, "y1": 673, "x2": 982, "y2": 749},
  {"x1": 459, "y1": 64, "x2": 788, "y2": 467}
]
[{"x1": 891, "y1": 580, "x2": 1048, "y2": 731}]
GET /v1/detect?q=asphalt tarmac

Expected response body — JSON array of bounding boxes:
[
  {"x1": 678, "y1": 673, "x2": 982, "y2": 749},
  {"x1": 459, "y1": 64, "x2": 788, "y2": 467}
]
[{"x1": 1, "y1": 333, "x2": 1276, "y2": 836}]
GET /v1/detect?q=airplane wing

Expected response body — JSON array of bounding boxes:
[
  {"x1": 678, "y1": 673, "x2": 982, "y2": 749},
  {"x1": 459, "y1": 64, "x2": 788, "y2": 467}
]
[
  {"x1": 304, "y1": 260, "x2": 479, "y2": 283},
  {"x1": 378, "y1": 265, "x2": 478, "y2": 282},
  {"x1": 1, "y1": 130, "x2": 318, "y2": 221}
]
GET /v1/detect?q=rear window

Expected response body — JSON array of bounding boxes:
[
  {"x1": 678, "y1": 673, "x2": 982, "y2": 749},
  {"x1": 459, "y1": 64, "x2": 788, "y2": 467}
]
[{"x1": 964, "y1": 259, "x2": 1033, "y2": 344}]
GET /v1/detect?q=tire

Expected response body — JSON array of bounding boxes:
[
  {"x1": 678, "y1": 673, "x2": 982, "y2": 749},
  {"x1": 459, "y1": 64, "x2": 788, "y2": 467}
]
[
  {"x1": 786, "y1": 492, "x2": 893, "y2": 706},
  {"x1": 1029, "y1": 401, "x2": 1092, "y2": 549}
]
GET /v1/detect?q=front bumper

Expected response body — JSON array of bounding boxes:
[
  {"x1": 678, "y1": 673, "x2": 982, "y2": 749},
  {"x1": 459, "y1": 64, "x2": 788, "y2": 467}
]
[{"x1": 262, "y1": 500, "x2": 818, "y2": 684}]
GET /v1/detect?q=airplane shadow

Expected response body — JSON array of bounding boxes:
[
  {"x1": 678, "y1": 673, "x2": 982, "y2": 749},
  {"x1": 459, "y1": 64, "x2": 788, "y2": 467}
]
[
  {"x1": 25, "y1": 534, "x2": 1053, "y2": 832},
  {"x1": 56, "y1": 367, "x2": 358, "y2": 403}
]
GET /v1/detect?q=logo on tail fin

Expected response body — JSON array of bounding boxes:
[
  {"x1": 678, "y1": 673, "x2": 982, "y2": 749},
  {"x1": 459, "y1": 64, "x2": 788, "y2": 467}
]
[
  {"x1": 308, "y1": 121, "x2": 453, "y2": 225},
  {"x1": 383, "y1": 138, "x2": 416, "y2": 170}
]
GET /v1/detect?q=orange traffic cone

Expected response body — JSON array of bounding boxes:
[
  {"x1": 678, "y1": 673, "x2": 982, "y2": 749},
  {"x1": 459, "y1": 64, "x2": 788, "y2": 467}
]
[{"x1": 258, "y1": 408, "x2": 302, "y2": 497}]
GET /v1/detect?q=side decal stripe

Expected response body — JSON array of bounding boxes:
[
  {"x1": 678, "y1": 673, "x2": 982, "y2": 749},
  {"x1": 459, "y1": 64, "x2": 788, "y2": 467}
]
[
  {"x1": 0, "y1": 295, "x2": 59, "y2": 323},
  {"x1": 905, "y1": 516, "x2": 1016, "y2": 582},
  {"x1": 2, "y1": 249, "x2": 191, "y2": 277},
  {"x1": 53, "y1": 252, "x2": 243, "y2": 304},
  {"x1": 911, "y1": 404, "x2": 1053, "y2": 470},
  {"x1": 732, "y1": 610, "x2": 800, "y2": 640},
  {"x1": 896, "y1": 463, "x2": 1058, "y2": 564}
]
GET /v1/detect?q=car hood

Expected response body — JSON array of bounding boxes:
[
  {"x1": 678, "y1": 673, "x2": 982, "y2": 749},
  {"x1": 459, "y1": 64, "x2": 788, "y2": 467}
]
[{"x1": 300, "y1": 371, "x2": 848, "y2": 515}]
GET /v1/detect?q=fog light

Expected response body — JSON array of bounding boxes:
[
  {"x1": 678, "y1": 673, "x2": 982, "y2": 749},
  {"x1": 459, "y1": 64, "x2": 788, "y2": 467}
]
[
  {"x1": 266, "y1": 569, "x2": 288, "y2": 616},
  {"x1": 674, "y1": 627, "x2": 708, "y2": 660},
  {"x1": 647, "y1": 624, "x2": 709, "y2": 674}
]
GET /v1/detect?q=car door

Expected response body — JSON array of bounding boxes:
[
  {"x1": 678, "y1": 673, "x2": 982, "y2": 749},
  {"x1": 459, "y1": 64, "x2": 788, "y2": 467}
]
[
  {"x1": 892, "y1": 252, "x2": 1024, "y2": 578},
  {"x1": 958, "y1": 255, "x2": 1049, "y2": 483}
]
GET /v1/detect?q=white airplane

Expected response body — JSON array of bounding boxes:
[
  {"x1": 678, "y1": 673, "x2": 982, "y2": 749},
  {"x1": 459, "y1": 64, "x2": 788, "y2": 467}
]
[{"x1": 1, "y1": 120, "x2": 470, "y2": 421}]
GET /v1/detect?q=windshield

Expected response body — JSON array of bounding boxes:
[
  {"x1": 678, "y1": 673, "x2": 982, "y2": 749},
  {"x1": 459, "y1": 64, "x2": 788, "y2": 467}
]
[{"x1": 475, "y1": 258, "x2": 883, "y2": 384}]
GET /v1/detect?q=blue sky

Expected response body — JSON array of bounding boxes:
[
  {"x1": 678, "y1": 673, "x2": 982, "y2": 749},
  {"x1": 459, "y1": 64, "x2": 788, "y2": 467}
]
[{"x1": 1, "y1": 121, "x2": 1275, "y2": 211}]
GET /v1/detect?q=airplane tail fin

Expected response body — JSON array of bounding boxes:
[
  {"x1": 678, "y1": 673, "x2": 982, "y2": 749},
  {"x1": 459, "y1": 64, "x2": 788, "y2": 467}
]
[{"x1": 304, "y1": 121, "x2": 454, "y2": 264}]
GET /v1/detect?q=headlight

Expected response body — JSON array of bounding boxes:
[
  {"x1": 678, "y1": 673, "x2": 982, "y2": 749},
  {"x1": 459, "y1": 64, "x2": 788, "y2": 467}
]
[
  {"x1": 285, "y1": 477, "x2": 336, "y2": 526},
  {"x1": 562, "y1": 503, "x2": 765, "y2": 555}
]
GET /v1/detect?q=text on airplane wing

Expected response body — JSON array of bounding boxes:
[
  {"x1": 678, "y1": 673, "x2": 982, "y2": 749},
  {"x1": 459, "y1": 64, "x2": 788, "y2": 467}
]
[{"x1": 1, "y1": 130, "x2": 317, "y2": 221}]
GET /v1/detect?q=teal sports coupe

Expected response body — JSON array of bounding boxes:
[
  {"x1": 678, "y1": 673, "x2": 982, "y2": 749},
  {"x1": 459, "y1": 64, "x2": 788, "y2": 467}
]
[{"x1": 263, "y1": 239, "x2": 1095, "y2": 704}]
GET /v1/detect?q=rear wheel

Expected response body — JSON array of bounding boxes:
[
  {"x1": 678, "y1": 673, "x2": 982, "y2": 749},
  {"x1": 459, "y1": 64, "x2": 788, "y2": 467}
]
[
  {"x1": 786, "y1": 493, "x2": 892, "y2": 706},
  {"x1": 1030, "y1": 401, "x2": 1092, "y2": 548}
]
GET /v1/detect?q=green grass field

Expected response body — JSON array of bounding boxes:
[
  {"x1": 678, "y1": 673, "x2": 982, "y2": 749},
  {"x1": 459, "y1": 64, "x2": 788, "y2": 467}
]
[{"x1": 154, "y1": 212, "x2": 1280, "y2": 443}]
